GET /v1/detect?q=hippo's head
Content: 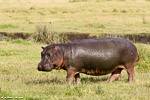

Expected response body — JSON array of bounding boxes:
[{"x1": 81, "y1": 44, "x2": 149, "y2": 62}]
[{"x1": 38, "y1": 45, "x2": 63, "y2": 72}]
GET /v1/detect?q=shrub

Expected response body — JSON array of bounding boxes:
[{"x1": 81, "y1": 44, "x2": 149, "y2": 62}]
[
  {"x1": 0, "y1": 35, "x2": 12, "y2": 41},
  {"x1": 136, "y1": 44, "x2": 150, "y2": 72},
  {"x1": 31, "y1": 24, "x2": 68, "y2": 44}
]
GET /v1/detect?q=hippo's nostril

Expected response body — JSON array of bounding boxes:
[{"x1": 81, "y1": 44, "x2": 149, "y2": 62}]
[{"x1": 38, "y1": 66, "x2": 43, "y2": 71}]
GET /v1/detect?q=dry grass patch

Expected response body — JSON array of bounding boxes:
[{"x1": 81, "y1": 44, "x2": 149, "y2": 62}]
[{"x1": 0, "y1": 0, "x2": 150, "y2": 34}]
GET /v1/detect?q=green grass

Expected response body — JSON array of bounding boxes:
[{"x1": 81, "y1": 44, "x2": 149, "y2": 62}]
[
  {"x1": 0, "y1": 0, "x2": 150, "y2": 35},
  {"x1": 136, "y1": 44, "x2": 150, "y2": 72},
  {"x1": 11, "y1": 39, "x2": 31, "y2": 45},
  {"x1": 87, "y1": 23, "x2": 105, "y2": 28},
  {"x1": 0, "y1": 24, "x2": 19, "y2": 29},
  {"x1": 0, "y1": 40, "x2": 150, "y2": 100}
]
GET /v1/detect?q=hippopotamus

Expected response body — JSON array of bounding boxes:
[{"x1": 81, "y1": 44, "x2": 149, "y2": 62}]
[{"x1": 38, "y1": 37, "x2": 139, "y2": 84}]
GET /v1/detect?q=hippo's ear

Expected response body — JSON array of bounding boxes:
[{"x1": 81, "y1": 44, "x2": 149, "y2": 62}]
[{"x1": 41, "y1": 47, "x2": 45, "y2": 49}]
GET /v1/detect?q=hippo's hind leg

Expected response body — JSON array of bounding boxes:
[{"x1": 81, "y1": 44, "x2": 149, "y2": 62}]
[
  {"x1": 108, "y1": 68, "x2": 123, "y2": 82},
  {"x1": 125, "y1": 62, "x2": 136, "y2": 82},
  {"x1": 74, "y1": 73, "x2": 81, "y2": 84}
]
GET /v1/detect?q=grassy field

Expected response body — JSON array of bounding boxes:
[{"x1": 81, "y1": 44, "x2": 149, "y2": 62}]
[
  {"x1": 0, "y1": 40, "x2": 150, "y2": 100},
  {"x1": 0, "y1": 0, "x2": 150, "y2": 100},
  {"x1": 0, "y1": 0, "x2": 150, "y2": 35}
]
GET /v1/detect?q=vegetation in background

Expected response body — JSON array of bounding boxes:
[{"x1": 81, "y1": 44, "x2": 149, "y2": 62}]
[
  {"x1": 31, "y1": 24, "x2": 68, "y2": 44},
  {"x1": 136, "y1": 44, "x2": 150, "y2": 72},
  {"x1": 11, "y1": 39, "x2": 31, "y2": 45},
  {"x1": 0, "y1": 24, "x2": 19, "y2": 29},
  {"x1": 0, "y1": 35, "x2": 12, "y2": 41},
  {"x1": 0, "y1": 0, "x2": 150, "y2": 34},
  {"x1": 86, "y1": 23, "x2": 105, "y2": 28},
  {"x1": 69, "y1": 0, "x2": 89, "y2": 2}
]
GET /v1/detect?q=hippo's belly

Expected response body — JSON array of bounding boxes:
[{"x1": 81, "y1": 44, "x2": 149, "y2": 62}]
[
  {"x1": 80, "y1": 65, "x2": 125, "y2": 76},
  {"x1": 80, "y1": 68, "x2": 116, "y2": 76}
]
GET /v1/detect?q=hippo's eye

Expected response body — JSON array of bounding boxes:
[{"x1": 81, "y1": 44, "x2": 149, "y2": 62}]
[
  {"x1": 47, "y1": 53, "x2": 50, "y2": 57},
  {"x1": 45, "y1": 52, "x2": 50, "y2": 56}
]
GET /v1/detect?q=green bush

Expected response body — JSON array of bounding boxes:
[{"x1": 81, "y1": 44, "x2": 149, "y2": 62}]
[
  {"x1": 31, "y1": 25, "x2": 68, "y2": 44},
  {"x1": 136, "y1": 44, "x2": 150, "y2": 72}
]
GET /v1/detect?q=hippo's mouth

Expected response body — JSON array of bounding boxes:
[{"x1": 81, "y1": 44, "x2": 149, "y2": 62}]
[{"x1": 37, "y1": 66, "x2": 53, "y2": 72}]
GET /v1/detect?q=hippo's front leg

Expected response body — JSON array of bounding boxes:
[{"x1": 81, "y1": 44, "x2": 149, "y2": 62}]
[{"x1": 66, "y1": 68, "x2": 76, "y2": 85}]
